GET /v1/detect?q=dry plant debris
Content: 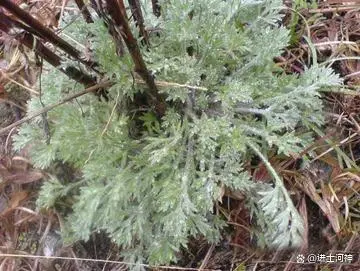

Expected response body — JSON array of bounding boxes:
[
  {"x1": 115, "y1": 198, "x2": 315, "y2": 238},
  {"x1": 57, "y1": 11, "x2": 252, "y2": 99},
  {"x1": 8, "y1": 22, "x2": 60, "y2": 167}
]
[{"x1": 1, "y1": 0, "x2": 360, "y2": 270}]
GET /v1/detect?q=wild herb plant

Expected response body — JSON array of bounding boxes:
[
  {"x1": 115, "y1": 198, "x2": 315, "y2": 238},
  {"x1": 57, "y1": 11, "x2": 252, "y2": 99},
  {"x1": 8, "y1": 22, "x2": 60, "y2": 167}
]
[{"x1": 13, "y1": 0, "x2": 341, "y2": 267}]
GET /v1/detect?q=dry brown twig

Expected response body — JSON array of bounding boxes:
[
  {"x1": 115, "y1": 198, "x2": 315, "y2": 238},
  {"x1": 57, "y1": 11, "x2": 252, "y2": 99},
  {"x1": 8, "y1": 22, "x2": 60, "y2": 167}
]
[
  {"x1": 0, "y1": 78, "x2": 207, "y2": 137},
  {"x1": 0, "y1": 81, "x2": 112, "y2": 136},
  {"x1": 0, "y1": 0, "x2": 99, "y2": 72},
  {"x1": 308, "y1": 6, "x2": 360, "y2": 14},
  {"x1": 0, "y1": 70, "x2": 40, "y2": 96},
  {"x1": 0, "y1": 253, "x2": 221, "y2": 271},
  {"x1": 199, "y1": 244, "x2": 215, "y2": 271}
]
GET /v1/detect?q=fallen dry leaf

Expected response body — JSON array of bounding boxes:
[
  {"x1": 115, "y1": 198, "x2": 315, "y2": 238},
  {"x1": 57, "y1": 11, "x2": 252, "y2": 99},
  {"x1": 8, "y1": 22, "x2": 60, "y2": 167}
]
[
  {"x1": 0, "y1": 190, "x2": 29, "y2": 217},
  {"x1": 6, "y1": 170, "x2": 43, "y2": 184}
]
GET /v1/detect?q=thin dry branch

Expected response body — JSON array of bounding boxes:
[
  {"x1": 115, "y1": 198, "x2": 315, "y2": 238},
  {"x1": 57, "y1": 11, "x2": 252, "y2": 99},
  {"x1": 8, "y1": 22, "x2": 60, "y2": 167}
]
[
  {"x1": 105, "y1": 0, "x2": 166, "y2": 115},
  {"x1": 0, "y1": 76, "x2": 208, "y2": 136},
  {"x1": 135, "y1": 78, "x2": 208, "y2": 91},
  {"x1": 151, "y1": 0, "x2": 161, "y2": 17},
  {"x1": 128, "y1": 0, "x2": 149, "y2": 46},
  {"x1": 0, "y1": 81, "x2": 112, "y2": 136},
  {"x1": 0, "y1": 0, "x2": 98, "y2": 72},
  {"x1": 19, "y1": 33, "x2": 96, "y2": 87},
  {"x1": 0, "y1": 254, "x2": 220, "y2": 271},
  {"x1": 0, "y1": 70, "x2": 39, "y2": 95},
  {"x1": 74, "y1": 0, "x2": 94, "y2": 23},
  {"x1": 89, "y1": 0, "x2": 126, "y2": 56},
  {"x1": 308, "y1": 6, "x2": 360, "y2": 13},
  {"x1": 0, "y1": 14, "x2": 97, "y2": 87},
  {"x1": 199, "y1": 244, "x2": 215, "y2": 271}
]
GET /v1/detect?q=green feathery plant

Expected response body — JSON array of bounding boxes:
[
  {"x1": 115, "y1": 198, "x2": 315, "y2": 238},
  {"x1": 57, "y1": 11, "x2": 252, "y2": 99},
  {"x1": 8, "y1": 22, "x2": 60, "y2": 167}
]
[
  {"x1": 13, "y1": 0, "x2": 341, "y2": 268},
  {"x1": 288, "y1": 0, "x2": 318, "y2": 45}
]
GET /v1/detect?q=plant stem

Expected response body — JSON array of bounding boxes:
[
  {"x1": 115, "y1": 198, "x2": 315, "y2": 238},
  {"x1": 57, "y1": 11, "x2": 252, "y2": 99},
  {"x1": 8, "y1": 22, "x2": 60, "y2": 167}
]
[
  {"x1": 128, "y1": 0, "x2": 150, "y2": 46},
  {"x1": 74, "y1": 0, "x2": 94, "y2": 23},
  {"x1": 0, "y1": 81, "x2": 113, "y2": 136},
  {"x1": 151, "y1": 0, "x2": 161, "y2": 17},
  {"x1": 0, "y1": 0, "x2": 99, "y2": 73},
  {"x1": 0, "y1": 14, "x2": 97, "y2": 87},
  {"x1": 246, "y1": 141, "x2": 301, "y2": 219},
  {"x1": 104, "y1": 0, "x2": 166, "y2": 115}
]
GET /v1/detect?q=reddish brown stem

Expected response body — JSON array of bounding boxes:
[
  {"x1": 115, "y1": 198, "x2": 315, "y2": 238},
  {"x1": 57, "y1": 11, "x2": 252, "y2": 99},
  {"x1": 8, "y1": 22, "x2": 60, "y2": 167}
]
[
  {"x1": 0, "y1": 13, "x2": 97, "y2": 88},
  {"x1": 0, "y1": 0, "x2": 98, "y2": 72},
  {"x1": 128, "y1": 0, "x2": 149, "y2": 46},
  {"x1": 74, "y1": 0, "x2": 94, "y2": 23},
  {"x1": 0, "y1": 81, "x2": 113, "y2": 136},
  {"x1": 151, "y1": 0, "x2": 161, "y2": 17},
  {"x1": 105, "y1": 0, "x2": 165, "y2": 115},
  {"x1": 20, "y1": 34, "x2": 96, "y2": 87},
  {"x1": 90, "y1": 0, "x2": 125, "y2": 56}
]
